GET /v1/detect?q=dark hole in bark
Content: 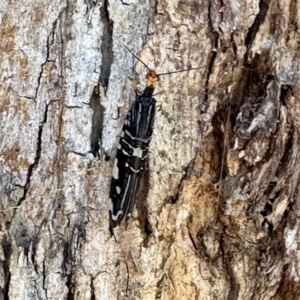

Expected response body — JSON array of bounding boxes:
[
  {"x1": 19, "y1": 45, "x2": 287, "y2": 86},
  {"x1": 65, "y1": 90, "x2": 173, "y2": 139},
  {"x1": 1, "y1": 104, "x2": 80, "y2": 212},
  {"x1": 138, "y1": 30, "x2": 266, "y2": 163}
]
[{"x1": 90, "y1": 86, "x2": 105, "y2": 158}]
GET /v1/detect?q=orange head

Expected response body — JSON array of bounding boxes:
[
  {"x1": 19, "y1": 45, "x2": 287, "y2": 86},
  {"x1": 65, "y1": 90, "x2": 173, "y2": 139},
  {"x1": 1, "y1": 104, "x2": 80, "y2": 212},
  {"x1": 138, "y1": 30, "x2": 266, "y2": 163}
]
[{"x1": 146, "y1": 70, "x2": 159, "y2": 88}]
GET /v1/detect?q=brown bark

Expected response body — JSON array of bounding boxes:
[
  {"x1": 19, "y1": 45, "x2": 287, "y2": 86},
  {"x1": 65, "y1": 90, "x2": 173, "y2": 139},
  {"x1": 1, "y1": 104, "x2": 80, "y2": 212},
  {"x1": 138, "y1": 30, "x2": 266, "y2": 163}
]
[{"x1": 1, "y1": 0, "x2": 300, "y2": 299}]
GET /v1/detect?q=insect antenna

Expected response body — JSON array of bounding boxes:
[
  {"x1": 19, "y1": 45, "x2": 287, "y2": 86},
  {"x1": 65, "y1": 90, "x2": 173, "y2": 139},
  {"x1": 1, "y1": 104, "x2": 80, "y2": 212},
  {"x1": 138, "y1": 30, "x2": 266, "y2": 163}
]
[
  {"x1": 123, "y1": 43, "x2": 204, "y2": 77},
  {"x1": 157, "y1": 67, "x2": 201, "y2": 76},
  {"x1": 123, "y1": 43, "x2": 151, "y2": 72}
]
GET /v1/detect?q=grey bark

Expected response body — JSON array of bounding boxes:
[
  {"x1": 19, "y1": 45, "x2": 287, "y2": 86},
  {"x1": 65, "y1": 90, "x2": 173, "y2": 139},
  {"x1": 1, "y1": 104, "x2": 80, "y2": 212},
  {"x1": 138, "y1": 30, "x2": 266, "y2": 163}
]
[{"x1": 0, "y1": 0, "x2": 300, "y2": 299}]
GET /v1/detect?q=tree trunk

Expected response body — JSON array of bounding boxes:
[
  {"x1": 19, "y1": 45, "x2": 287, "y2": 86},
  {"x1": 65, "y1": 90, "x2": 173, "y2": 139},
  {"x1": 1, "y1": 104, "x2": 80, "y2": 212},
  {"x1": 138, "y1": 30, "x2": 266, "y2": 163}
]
[{"x1": 1, "y1": 0, "x2": 300, "y2": 299}]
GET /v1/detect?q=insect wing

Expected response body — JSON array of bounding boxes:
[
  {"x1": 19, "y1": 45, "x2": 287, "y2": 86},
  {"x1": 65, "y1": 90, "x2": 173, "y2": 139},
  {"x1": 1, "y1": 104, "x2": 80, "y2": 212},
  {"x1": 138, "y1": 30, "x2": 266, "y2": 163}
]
[{"x1": 109, "y1": 95, "x2": 156, "y2": 229}]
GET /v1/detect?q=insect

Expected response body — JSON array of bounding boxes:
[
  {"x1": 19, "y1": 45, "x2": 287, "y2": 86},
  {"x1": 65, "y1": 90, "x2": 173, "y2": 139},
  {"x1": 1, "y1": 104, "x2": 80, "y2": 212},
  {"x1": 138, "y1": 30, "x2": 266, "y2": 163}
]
[{"x1": 109, "y1": 45, "x2": 199, "y2": 233}]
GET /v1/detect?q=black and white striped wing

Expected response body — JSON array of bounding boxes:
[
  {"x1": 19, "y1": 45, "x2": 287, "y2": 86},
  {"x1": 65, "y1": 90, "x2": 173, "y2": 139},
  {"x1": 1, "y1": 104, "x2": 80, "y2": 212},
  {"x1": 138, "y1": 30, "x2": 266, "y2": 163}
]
[{"x1": 109, "y1": 95, "x2": 156, "y2": 230}]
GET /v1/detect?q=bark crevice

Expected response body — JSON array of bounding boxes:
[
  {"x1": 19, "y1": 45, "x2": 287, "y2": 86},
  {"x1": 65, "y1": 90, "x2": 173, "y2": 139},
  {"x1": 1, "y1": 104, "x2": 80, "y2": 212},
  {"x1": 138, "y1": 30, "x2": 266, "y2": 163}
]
[
  {"x1": 245, "y1": 0, "x2": 270, "y2": 48},
  {"x1": 100, "y1": 0, "x2": 114, "y2": 90},
  {"x1": 17, "y1": 103, "x2": 49, "y2": 206},
  {"x1": 1, "y1": 236, "x2": 12, "y2": 300}
]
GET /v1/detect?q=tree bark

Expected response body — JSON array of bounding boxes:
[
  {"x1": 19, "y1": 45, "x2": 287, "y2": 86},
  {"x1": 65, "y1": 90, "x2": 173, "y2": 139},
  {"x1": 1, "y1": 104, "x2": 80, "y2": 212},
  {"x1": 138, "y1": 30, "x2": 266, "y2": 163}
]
[{"x1": 1, "y1": 0, "x2": 300, "y2": 299}]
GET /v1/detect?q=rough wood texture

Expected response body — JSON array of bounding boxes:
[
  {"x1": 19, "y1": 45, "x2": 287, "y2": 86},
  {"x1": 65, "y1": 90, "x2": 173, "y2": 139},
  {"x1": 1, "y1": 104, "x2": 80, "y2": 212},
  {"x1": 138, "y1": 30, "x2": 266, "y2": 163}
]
[{"x1": 1, "y1": 0, "x2": 300, "y2": 299}]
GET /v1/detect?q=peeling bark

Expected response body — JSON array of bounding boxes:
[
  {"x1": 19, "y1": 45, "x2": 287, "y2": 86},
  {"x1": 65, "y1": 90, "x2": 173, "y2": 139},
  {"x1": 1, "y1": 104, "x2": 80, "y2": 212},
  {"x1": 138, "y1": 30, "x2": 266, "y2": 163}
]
[{"x1": 1, "y1": 0, "x2": 300, "y2": 299}]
